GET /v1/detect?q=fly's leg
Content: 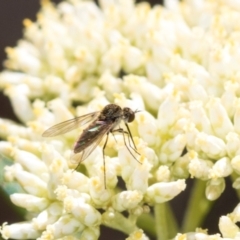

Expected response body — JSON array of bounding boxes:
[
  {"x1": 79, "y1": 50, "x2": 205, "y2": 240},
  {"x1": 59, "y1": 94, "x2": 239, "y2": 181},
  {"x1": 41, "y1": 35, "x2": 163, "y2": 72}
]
[
  {"x1": 113, "y1": 128, "x2": 140, "y2": 155},
  {"x1": 102, "y1": 133, "x2": 109, "y2": 189},
  {"x1": 112, "y1": 128, "x2": 141, "y2": 164},
  {"x1": 122, "y1": 129, "x2": 141, "y2": 164},
  {"x1": 111, "y1": 132, "x2": 118, "y2": 143},
  {"x1": 124, "y1": 123, "x2": 138, "y2": 151}
]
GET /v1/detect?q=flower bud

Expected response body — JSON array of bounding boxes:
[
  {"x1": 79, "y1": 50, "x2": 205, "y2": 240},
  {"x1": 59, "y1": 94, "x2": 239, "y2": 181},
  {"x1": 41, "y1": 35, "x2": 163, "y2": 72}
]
[
  {"x1": 172, "y1": 154, "x2": 190, "y2": 179},
  {"x1": 226, "y1": 132, "x2": 240, "y2": 157},
  {"x1": 5, "y1": 85, "x2": 34, "y2": 122},
  {"x1": 157, "y1": 98, "x2": 179, "y2": 134},
  {"x1": 32, "y1": 202, "x2": 62, "y2": 230},
  {"x1": 156, "y1": 165, "x2": 171, "y2": 182},
  {"x1": 145, "y1": 180, "x2": 186, "y2": 204},
  {"x1": 126, "y1": 229, "x2": 149, "y2": 240},
  {"x1": 219, "y1": 216, "x2": 239, "y2": 238},
  {"x1": 112, "y1": 190, "x2": 143, "y2": 212},
  {"x1": 11, "y1": 149, "x2": 47, "y2": 177},
  {"x1": 189, "y1": 101, "x2": 213, "y2": 135},
  {"x1": 136, "y1": 111, "x2": 159, "y2": 147},
  {"x1": 10, "y1": 193, "x2": 49, "y2": 212},
  {"x1": 206, "y1": 178, "x2": 225, "y2": 200},
  {"x1": 206, "y1": 98, "x2": 233, "y2": 139},
  {"x1": 0, "y1": 222, "x2": 40, "y2": 240},
  {"x1": 209, "y1": 157, "x2": 232, "y2": 178},
  {"x1": 195, "y1": 133, "x2": 226, "y2": 159},
  {"x1": 231, "y1": 155, "x2": 240, "y2": 175},
  {"x1": 229, "y1": 203, "x2": 240, "y2": 223},
  {"x1": 188, "y1": 152, "x2": 213, "y2": 180},
  {"x1": 64, "y1": 197, "x2": 101, "y2": 227},
  {"x1": 232, "y1": 178, "x2": 240, "y2": 190},
  {"x1": 159, "y1": 134, "x2": 186, "y2": 163},
  {"x1": 79, "y1": 227, "x2": 100, "y2": 240},
  {"x1": 39, "y1": 216, "x2": 84, "y2": 240},
  {"x1": 4, "y1": 166, "x2": 47, "y2": 196}
]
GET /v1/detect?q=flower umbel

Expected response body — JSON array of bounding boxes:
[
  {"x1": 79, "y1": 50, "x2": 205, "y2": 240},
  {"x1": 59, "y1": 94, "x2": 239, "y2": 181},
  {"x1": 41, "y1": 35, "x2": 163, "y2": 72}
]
[{"x1": 1, "y1": 0, "x2": 240, "y2": 239}]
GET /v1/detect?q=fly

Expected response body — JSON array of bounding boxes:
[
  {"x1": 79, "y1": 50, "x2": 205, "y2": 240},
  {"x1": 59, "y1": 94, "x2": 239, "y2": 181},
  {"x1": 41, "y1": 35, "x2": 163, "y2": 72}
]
[{"x1": 42, "y1": 103, "x2": 140, "y2": 188}]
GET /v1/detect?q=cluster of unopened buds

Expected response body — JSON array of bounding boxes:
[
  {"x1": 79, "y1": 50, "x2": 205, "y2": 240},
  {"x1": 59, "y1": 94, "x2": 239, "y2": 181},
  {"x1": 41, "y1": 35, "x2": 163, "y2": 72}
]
[{"x1": 0, "y1": 0, "x2": 240, "y2": 239}]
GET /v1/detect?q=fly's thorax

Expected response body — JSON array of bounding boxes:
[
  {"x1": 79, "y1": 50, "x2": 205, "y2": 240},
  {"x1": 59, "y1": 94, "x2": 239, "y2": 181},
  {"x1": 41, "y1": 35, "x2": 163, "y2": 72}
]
[{"x1": 99, "y1": 104, "x2": 123, "y2": 121}]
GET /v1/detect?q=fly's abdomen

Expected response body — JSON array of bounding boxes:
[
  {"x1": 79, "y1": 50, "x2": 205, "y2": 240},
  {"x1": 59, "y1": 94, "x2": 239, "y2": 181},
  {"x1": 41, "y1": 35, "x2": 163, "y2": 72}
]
[
  {"x1": 73, "y1": 122, "x2": 109, "y2": 153},
  {"x1": 74, "y1": 130, "x2": 95, "y2": 153}
]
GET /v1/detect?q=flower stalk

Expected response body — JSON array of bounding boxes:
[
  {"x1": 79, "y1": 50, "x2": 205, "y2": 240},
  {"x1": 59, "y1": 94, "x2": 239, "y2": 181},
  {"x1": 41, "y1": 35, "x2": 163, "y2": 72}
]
[{"x1": 182, "y1": 180, "x2": 214, "y2": 232}]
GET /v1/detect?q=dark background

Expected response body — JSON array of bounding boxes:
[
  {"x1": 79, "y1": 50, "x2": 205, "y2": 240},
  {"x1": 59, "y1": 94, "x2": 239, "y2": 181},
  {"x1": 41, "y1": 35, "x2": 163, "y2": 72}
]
[{"x1": 0, "y1": 1, "x2": 238, "y2": 240}]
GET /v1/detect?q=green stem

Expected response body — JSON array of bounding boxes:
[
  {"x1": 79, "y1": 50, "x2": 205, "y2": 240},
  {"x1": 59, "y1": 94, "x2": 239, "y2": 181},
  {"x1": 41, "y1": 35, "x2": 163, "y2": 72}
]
[
  {"x1": 102, "y1": 211, "x2": 137, "y2": 235},
  {"x1": 137, "y1": 212, "x2": 156, "y2": 238},
  {"x1": 138, "y1": 203, "x2": 178, "y2": 239},
  {"x1": 166, "y1": 203, "x2": 179, "y2": 238},
  {"x1": 154, "y1": 203, "x2": 169, "y2": 240},
  {"x1": 182, "y1": 179, "x2": 213, "y2": 232}
]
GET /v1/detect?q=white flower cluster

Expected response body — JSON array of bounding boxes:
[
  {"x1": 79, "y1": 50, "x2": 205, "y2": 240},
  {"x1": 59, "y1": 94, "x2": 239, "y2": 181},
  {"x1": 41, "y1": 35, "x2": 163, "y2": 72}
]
[{"x1": 0, "y1": 0, "x2": 240, "y2": 239}]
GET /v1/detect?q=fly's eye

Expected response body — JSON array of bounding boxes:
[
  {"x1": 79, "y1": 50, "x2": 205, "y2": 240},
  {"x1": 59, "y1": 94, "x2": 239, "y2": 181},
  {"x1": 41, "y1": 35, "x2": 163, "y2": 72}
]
[
  {"x1": 123, "y1": 108, "x2": 135, "y2": 123},
  {"x1": 128, "y1": 113, "x2": 135, "y2": 123}
]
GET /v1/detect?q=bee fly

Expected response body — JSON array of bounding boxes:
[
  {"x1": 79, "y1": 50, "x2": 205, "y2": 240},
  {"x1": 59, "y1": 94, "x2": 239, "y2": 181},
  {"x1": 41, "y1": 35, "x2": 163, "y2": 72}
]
[{"x1": 42, "y1": 104, "x2": 140, "y2": 188}]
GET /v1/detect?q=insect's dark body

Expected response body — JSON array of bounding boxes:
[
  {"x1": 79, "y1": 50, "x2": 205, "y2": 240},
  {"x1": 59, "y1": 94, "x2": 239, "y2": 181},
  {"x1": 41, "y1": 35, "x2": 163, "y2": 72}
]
[
  {"x1": 42, "y1": 103, "x2": 139, "y2": 188},
  {"x1": 74, "y1": 104, "x2": 123, "y2": 153}
]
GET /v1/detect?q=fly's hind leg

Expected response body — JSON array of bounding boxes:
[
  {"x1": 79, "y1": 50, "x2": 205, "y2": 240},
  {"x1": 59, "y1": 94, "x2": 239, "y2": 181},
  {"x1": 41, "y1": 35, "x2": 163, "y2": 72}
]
[
  {"x1": 102, "y1": 133, "x2": 109, "y2": 189},
  {"x1": 112, "y1": 128, "x2": 141, "y2": 164},
  {"x1": 112, "y1": 127, "x2": 140, "y2": 155}
]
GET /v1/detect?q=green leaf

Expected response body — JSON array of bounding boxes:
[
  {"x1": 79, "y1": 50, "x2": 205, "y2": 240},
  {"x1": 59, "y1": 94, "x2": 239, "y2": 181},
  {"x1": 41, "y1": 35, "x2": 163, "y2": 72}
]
[
  {"x1": 0, "y1": 153, "x2": 26, "y2": 219},
  {"x1": 0, "y1": 152, "x2": 12, "y2": 184},
  {"x1": 0, "y1": 153, "x2": 24, "y2": 194}
]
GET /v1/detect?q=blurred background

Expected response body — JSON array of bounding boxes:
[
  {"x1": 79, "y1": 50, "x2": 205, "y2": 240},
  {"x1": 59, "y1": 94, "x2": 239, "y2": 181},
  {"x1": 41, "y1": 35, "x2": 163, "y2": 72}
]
[{"x1": 0, "y1": 1, "x2": 238, "y2": 240}]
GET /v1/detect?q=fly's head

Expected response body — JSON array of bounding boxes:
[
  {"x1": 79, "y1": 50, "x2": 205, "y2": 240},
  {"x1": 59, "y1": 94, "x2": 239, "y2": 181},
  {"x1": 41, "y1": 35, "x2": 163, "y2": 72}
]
[{"x1": 122, "y1": 107, "x2": 137, "y2": 123}]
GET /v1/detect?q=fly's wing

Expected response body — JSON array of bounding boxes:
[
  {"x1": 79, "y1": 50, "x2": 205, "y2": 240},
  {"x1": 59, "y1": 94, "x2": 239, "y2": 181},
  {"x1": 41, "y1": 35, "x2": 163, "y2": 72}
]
[
  {"x1": 71, "y1": 122, "x2": 114, "y2": 165},
  {"x1": 42, "y1": 111, "x2": 100, "y2": 137}
]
